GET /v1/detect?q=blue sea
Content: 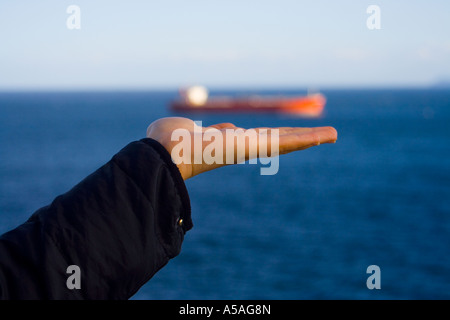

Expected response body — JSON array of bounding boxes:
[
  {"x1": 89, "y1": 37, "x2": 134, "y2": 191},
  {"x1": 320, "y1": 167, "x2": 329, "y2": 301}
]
[{"x1": 0, "y1": 89, "x2": 449, "y2": 299}]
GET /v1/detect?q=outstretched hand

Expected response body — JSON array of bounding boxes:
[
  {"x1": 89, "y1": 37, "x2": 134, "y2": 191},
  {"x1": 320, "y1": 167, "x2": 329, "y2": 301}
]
[{"x1": 147, "y1": 117, "x2": 337, "y2": 180}]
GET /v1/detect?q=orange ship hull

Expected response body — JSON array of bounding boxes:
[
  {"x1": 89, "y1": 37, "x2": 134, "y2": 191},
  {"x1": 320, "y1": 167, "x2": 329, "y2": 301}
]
[{"x1": 170, "y1": 93, "x2": 326, "y2": 117}]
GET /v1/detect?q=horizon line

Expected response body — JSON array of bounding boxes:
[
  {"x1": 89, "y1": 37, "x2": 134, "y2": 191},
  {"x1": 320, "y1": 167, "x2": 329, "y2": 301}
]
[{"x1": 0, "y1": 83, "x2": 447, "y2": 93}]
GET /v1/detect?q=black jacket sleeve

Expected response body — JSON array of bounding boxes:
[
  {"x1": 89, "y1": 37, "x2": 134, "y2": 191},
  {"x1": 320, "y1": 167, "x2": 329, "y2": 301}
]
[{"x1": 0, "y1": 138, "x2": 192, "y2": 300}]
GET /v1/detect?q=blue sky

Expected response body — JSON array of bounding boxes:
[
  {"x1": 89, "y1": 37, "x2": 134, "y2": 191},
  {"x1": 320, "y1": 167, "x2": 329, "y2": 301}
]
[{"x1": 0, "y1": 0, "x2": 449, "y2": 90}]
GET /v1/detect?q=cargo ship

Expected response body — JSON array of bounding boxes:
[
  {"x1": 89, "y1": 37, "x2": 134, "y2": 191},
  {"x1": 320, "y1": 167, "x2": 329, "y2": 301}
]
[{"x1": 170, "y1": 86, "x2": 326, "y2": 117}]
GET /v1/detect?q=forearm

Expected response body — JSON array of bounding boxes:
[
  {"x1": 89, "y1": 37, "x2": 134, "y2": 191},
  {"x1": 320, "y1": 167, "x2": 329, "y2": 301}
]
[{"x1": 0, "y1": 138, "x2": 192, "y2": 299}]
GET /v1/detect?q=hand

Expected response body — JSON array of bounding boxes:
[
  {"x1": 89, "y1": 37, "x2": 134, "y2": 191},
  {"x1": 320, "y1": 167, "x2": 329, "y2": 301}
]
[{"x1": 147, "y1": 117, "x2": 337, "y2": 180}]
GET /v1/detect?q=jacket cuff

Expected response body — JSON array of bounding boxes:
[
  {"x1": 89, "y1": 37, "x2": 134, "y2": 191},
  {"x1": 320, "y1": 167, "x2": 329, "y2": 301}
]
[{"x1": 139, "y1": 138, "x2": 193, "y2": 232}]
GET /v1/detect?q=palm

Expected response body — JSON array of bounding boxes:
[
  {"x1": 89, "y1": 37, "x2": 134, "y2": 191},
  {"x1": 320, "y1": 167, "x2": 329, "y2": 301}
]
[{"x1": 147, "y1": 117, "x2": 337, "y2": 180}]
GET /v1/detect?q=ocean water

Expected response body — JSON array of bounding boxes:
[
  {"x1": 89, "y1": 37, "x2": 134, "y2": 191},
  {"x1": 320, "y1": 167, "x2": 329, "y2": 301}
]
[{"x1": 0, "y1": 89, "x2": 449, "y2": 299}]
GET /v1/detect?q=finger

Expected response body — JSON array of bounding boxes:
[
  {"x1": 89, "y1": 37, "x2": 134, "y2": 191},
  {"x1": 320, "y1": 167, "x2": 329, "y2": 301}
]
[
  {"x1": 254, "y1": 127, "x2": 315, "y2": 136},
  {"x1": 221, "y1": 127, "x2": 314, "y2": 161},
  {"x1": 209, "y1": 123, "x2": 237, "y2": 130},
  {"x1": 223, "y1": 126, "x2": 337, "y2": 161},
  {"x1": 278, "y1": 126, "x2": 337, "y2": 154}
]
